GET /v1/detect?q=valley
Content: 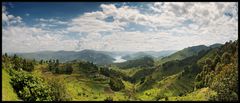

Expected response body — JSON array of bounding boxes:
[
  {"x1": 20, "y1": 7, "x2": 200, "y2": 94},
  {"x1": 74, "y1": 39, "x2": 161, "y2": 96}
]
[
  {"x1": 2, "y1": 2, "x2": 238, "y2": 102},
  {"x1": 2, "y1": 40, "x2": 238, "y2": 101}
]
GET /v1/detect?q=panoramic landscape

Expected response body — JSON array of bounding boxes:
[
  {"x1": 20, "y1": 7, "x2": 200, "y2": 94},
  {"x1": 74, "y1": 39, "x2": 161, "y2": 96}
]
[{"x1": 2, "y1": 2, "x2": 238, "y2": 101}]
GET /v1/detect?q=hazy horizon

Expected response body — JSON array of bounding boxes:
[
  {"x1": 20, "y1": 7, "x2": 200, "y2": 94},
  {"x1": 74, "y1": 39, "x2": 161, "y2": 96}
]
[{"x1": 2, "y1": 42, "x2": 224, "y2": 54}]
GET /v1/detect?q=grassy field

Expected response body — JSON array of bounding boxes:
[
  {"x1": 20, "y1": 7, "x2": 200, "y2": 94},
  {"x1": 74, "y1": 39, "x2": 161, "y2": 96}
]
[
  {"x1": 135, "y1": 72, "x2": 195, "y2": 101},
  {"x1": 2, "y1": 68, "x2": 20, "y2": 101},
  {"x1": 168, "y1": 87, "x2": 217, "y2": 101},
  {"x1": 33, "y1": 63, "x2": 130, "y2": 101}
]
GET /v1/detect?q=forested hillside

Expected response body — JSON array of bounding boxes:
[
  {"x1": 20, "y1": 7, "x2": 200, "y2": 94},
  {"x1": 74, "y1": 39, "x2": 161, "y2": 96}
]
[
  {"x1": 155, "y1": 44, "x2": 222, "y2": 66},
  {"x1": 2, "y1": 40, "x2": 238, "y2": 101}
]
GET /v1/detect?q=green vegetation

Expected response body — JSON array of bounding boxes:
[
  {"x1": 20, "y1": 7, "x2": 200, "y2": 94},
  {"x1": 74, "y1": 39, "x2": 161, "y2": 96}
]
[
  {"x1": 114, "y1": 56, "x2": 154, "y2": 69},
  {"x1": 109, "y1": 78, "x2": 125, "y2": 91},
  {"x1": 168, "y1": 87, "x2": 217, "y2": 101},
  {"x1": 2, "y1": 69, "x2": 20, "y2": 101},
  {"x1": 2, "y1": 40, "x2": 237, "y2": 101},
  {"x1": 156, "y1": 45, "x2": 210, "y2": 66},
  {"x1": 195, "y1": 40, "x2": 238, "y2": 101},
  {"x1": 10, "y1": 69, "x2": 53, "y2": 101}
]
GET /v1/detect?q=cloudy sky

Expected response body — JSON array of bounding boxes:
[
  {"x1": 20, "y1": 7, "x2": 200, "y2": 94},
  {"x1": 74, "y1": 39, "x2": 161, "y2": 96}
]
[{"x1": 2, "y1": 2, "x2": 238, "y2": 53}]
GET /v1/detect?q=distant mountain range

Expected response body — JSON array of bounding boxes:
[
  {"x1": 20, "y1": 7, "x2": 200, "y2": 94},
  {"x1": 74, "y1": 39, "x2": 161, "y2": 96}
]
[
  {"x1": 13, "y1": 50, "x2": 176, "y2": 65},
  {"x1": 15, "y1": 50, "x2": 115, "y2": 65},
  {"x1": 12, "y1": 43, "x2": 222, "y2": 65}
]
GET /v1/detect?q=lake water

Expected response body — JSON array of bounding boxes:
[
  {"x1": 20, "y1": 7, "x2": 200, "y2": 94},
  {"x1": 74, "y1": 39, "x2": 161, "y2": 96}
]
[{"x1": 113, "y1": 56, "x2": 127, "y2": 63}]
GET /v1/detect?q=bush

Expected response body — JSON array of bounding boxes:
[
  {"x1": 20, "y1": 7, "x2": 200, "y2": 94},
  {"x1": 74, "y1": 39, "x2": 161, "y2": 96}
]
[
  {"x1": 210, "y1": 64, "x2": 238, "y2": 101},
  {"x1": 48, "y1": 78, "x2": 72, "y2": 101},
  {"x1": 10, "y1": 70, "x2": 53, "y2": 101},
  {"x1": 109, "y1": 78, "x2": 125, "y2": 91}
]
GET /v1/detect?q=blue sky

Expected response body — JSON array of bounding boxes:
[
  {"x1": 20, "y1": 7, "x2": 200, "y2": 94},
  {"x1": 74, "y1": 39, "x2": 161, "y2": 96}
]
[
  {"x1": 3, "y1": 2, "x2": 105, "y2": 25},
  {"x1": 2, "y1": 2, "x2": 238, "y2": 53}
]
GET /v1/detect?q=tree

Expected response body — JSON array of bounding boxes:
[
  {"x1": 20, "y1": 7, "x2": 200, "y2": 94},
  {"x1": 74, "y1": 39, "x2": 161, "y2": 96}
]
[
  {"x1": 55, "y1": 59, "x2": 59, "y2": 66},
  {"x1": 4, "y1": 53, "x2": 8, "y2": 57},
  {"x1": 13, "y1": 54, "x2": 18, "y2": 59},
  {"x1": 13, "y1": 54, "x2": 21, "y2": 70},
  {"x1": 140, "y1": 77, "x2": 145, "y2": 84},
  {"x1": 221, "y1": 52, "x2": 231, "y2": 64},
  {"x1": 55, "y1": 67, "x2": 59, "y2": 74},
  {"x1": 214, "y1": 54, "x2": 221, "y2": 65},
  {"x1": 215, "y1": 63, "x2": 222, "y2": 74},
  {"x1": 48, "y1": 61, "x2": 54, "y2": 71},
  {"x1": 22, "y1": 59, "x2": 28, "y2": 71},
  {"x1": 109, "y1": 78, "x2": 125, "y2": 91},
  {"x1": 40, "y1": 60, "x2": 43, "y2": 64},
  {"x1": 49, "y1": 59, "x2": 52, "y2": 64},
  {"x1": 205, "y1": 58, "x2": 212, "y2": 67},
  {"x1": 27, "y1": 62, "x2": 34, "y2": 72},
  {"x1": 48, "y1": 78, "x2": 72, "y2": 101},
  {"x1": 195, "y1": 74, "x2": 201, "y2": 82},
  {"x1": 65, "y1": 64, "x2": 73, "y2": 74},
  {"x1": 210, "y1": 64, "x2": 238, "y2": 101},
  {"x1": 10, "y1": 70, "x2": 54, "y2": 101}
]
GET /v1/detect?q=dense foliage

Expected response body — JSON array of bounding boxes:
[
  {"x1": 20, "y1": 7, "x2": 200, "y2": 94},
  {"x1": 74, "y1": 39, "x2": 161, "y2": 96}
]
[
  {"x1": 48, "y1": 78, "x2": 72, "y2": 101},
  {"x1": 2, "y1": 54, "x2": 72, "y2": 101},
  {"x1": 10, "y1": 69, "x2": 53, "y2": 101},
  {"x1": 195, "y1": 40, "x2": 238, "y2": 101},
  {"x1": 2, "y1": 39, "x2": 237, "y2": 101},
  {"x1": 109, "y1": 77, "x2": 125, "y2": 91},
  {"x1": 48, "y1": 59, "x2": 73, "y2": 74},
  {"x1": 78, "y1": 61, "x2": 98, "y2": 74},
  {"x1": 2, "y1": 54, "x2": 35, "y2": 72}
]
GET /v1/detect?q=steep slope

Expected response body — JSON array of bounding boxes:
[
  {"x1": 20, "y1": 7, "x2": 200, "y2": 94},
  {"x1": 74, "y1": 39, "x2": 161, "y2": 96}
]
[
  {"x1": 140, "y1": 40, "x2": 236, "y2": 101},
  {"x1": 167, "y1": 87, "x2": 217, "y2": 101},
  {"x1": 2, "y1": 69, "x2": 20, "y2": 101},
  {"x1": 194, "y1": 40, "x2": 238, "y2": 101},
  {"x1": 134, "y1": 45, "x2": 213, "y2": 100},
  {"x1": 156, "y1": 45, "x2": 210, "y2": 66}
]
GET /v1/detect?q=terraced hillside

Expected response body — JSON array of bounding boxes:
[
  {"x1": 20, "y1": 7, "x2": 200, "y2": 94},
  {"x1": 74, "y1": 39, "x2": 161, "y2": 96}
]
[{"x1": 2, "y1": 40, "x2": 237, "y2": 101}]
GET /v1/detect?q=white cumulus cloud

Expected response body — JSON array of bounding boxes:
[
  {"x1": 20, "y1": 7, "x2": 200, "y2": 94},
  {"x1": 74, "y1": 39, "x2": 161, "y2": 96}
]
[{"x1": 2, "y1": 2, "x2": 238, "y2": 53}]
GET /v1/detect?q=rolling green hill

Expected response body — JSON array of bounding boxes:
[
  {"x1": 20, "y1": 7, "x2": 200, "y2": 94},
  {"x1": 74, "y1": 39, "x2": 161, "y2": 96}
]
[
  {"x1": 155, "y1": 44, "x2": 222, "y2": 66},
  {"x1": 2, "y1": 40, "x2": 237, "y2": 101}
]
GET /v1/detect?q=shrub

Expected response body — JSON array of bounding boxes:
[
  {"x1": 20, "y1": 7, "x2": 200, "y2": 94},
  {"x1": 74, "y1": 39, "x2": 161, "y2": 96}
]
[
  {"x1": 109, "y1": 78, "x2": 125, "y2": 91},
  {"x1": 48, "y1": 78, "x2": 72, "y2": 101},
  {"x1": 10, "y1": 70, "x2": 53, "y2": 101}
]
